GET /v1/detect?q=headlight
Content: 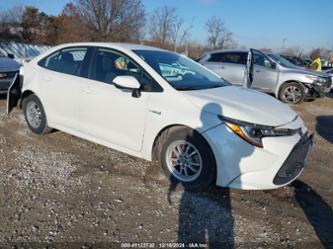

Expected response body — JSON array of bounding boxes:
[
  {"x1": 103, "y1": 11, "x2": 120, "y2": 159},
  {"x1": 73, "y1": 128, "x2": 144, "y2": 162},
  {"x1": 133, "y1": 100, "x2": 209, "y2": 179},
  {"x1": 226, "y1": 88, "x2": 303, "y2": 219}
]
[
  {"x1": 220, "y1": 116, "x2": 301, "y2": 148},
  {"x1": 305, "y1": 75, "x2": 326, "y2": 83},
  {"x1": 0, "y1": 73, "x2": 7, "y2": 78}
]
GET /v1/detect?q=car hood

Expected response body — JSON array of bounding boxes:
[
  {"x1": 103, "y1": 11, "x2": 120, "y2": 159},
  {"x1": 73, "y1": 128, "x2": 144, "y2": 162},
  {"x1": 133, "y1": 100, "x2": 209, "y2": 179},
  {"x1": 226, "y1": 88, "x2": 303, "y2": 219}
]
[
  {"x1": 282, "y1": 66, "x2": 328, "y2": 77},
  {"x1": 0, "y1": 57, "x2": 21, "y2": 71},
  {"x1": 182, "y1": 86, "x2": 297, "y2": 126}
]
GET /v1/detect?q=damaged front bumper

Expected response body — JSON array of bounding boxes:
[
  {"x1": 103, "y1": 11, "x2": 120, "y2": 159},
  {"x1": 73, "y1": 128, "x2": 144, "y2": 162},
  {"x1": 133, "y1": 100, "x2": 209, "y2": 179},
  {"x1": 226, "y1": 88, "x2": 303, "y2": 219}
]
[
  {"x1": 273, "y1": 132, "x2": 313, "y2": 185},
  {"x1": 304, "y1": 78, "x2": 332, "y2": 99}
]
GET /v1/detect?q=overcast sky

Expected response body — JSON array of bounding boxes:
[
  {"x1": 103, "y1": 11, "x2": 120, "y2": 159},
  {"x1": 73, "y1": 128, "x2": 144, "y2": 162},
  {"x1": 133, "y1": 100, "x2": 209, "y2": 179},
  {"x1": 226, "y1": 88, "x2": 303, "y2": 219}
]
[{"x1": 1, "y1": 0, "x2": 332, "y2": 52}]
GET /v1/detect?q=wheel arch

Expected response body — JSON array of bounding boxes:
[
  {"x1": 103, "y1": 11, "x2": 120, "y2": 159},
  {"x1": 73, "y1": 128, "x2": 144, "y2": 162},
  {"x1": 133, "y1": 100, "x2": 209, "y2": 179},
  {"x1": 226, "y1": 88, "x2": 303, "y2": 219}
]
[
  {"x1": 151, "y1": 124, "x2": 215, "y2": 162},
  {"x1": 20, "y1": 90, "x2": 35, "y2": 108},
  {"x1": 276, "y1": 80, "x2": 305, "y2": 98}
]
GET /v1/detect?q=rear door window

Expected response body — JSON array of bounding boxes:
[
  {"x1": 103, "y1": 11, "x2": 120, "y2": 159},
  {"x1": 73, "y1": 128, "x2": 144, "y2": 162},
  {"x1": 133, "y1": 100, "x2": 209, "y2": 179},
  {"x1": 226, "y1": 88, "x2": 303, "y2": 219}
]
[
  {"x1": 38, "y1": 47, "x2": 88, "y2": 77},
  {"x1": 209, "y1": 52, "x2": 247, "y2": 65},
  {"x1": 208, "y1": 52, "x2": 223, "y2": 62}
]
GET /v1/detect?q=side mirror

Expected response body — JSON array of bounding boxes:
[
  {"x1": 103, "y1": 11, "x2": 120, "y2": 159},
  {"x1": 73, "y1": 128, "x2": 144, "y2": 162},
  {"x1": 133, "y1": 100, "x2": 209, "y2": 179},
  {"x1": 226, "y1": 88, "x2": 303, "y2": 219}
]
[
  {"x1": 271, "y1": 62, "x2": 277, "y2": 70},
  {"x1": 7, "y1": 53, "x2": 14, "y2": 59},
  {"x1": 113, "y1": 75, "x2": 141, "y2": 97}
]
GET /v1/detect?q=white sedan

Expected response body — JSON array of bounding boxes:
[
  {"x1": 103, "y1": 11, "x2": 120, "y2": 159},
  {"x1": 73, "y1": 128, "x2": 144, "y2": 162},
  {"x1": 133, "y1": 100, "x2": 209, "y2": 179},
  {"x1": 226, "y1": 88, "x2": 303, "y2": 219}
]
[{"x1": 7, "y1": 43, "x2": 313, "y2": 190}]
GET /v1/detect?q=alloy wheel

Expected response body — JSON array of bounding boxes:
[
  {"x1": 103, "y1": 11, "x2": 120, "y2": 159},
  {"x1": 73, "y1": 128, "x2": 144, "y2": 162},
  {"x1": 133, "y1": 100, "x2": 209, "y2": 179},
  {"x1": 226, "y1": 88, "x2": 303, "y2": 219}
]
[
  {"x1": 26, "y1": 101, "x2": 42, "y2": 129},
  {"x1": 165, "y1": 140, "x2": 203, "y2": 182},
  {"x1": 282, "y1": 86, "x2": 303, "y2": 104}
]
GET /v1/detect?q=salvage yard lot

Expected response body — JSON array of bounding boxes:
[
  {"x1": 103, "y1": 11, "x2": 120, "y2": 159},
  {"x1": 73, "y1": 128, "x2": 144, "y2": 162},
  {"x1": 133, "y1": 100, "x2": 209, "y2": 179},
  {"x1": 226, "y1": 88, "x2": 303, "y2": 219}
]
[{"x1": 0, "y1": 94, "x2": 332, "y2": 248}]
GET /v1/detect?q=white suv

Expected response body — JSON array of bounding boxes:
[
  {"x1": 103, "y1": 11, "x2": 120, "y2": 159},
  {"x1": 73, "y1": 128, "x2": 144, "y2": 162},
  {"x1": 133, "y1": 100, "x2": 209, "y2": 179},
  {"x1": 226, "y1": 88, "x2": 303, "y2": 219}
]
[{"x1": 8, "y1": 43, "x2": 313, "y2": 190}]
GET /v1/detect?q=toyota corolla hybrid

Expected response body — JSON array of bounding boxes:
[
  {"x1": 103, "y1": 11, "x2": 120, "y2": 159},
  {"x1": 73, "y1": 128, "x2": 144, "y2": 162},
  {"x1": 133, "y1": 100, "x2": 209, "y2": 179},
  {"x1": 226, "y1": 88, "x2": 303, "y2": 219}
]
[{"x1": 7, "y1": 43, "x2": 313, "y2": 190}]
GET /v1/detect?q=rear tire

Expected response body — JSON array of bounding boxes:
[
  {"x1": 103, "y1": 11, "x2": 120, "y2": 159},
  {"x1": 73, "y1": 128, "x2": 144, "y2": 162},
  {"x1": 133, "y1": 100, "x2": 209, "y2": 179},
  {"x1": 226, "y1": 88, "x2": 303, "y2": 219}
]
[
  {"x1": 23, "y1": 94, "x2": 51, "y2": 134},
  {"x1": 279, "y1": 82, "x2": 305, "y2": 104},
  {"x1": 157, "y1": 127, "x2": 216, "y2": 190}
]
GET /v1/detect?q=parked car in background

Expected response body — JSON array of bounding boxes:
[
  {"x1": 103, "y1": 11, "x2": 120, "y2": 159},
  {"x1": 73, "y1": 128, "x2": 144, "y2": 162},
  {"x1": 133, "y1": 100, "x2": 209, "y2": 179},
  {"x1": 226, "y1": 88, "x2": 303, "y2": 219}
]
[
  {"x1": 7, "y1": 43, "x2": 313, "y2": 190},
  {"x1": 198, "y1": 49, "x2": 331, "y2": 104},
  {"x1": 280, "y1": 55, "x2": 333, "y2": 71},
  {"x1": 280, "y1": 55, "x2": 309, "y2": 67},
  {"x1": 0, "y1": 50, "x2": 21, "y2": 94}
]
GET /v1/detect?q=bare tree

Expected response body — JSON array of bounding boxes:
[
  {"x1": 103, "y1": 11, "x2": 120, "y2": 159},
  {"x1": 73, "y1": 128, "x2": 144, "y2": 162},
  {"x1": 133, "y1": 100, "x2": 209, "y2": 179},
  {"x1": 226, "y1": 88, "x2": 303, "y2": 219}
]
[
  {"x1": 219, "y1": 31, "x2": 233, "y2": 49},
  {"x1": 0, "y1": 6, "x2": 24, "y2": 26},
  {"x1": 57, "y1": 3, "x2": 89, "y2": 43},
  {"x1": 0, "y1": 6, "x2": 24, "y2": 37},
  {"x1": 206, "y1": 16, "x2": 225, "y2": 49},
  {"x1": 170, "y1": 17, "x2": 193, "y2": 52},
  {"x1": 74, "y1": 0, "x2": 145, "y2": 42},
  {"x1": 148, "y1": 6, "x2": 193, "y2": 51},
  {"x1": 281, "y1": 46, "x2": 304, "y2": 57},
  {"x1": 149, "y1": 6, "x2": 177, "y2": 48},
  {"x1": 170, "y1": 17, "x2": 183, "y2": 51}
]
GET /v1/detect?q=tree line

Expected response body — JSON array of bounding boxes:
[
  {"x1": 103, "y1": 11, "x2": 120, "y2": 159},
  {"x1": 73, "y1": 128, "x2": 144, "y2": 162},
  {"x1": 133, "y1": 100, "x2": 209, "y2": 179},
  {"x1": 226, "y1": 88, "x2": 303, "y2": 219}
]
[
  {"x1": 0, "y1": 0, "x2": 237, "y2": 58},
  {"x1": 0, "y1": 0, "x2": 330, "y2": 59}
]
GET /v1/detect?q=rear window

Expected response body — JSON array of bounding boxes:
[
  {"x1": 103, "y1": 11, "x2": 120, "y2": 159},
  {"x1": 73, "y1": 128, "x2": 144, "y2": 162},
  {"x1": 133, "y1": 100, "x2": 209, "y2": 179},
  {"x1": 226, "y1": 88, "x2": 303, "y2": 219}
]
[
  {"x1": 208, "y1": 52, "x2": 247, "y2": 65},
  {"x1": 38, "y1": 47, "x2": 88, "y2": 77}
]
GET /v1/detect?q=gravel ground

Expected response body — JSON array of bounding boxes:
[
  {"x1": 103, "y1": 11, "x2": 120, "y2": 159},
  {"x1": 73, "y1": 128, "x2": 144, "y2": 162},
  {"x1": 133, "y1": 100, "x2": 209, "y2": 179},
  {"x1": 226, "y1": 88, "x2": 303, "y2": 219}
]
[{"x1": 0, "y1": 93, "x2": 332, "y2": 249}]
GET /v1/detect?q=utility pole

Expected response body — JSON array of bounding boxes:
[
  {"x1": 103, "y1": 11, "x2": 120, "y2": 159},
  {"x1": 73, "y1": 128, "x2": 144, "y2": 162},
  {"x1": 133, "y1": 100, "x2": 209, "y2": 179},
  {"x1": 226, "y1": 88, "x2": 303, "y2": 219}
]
[{"x1": 282, "y1": 38, "x2": 286, "y2": 50}]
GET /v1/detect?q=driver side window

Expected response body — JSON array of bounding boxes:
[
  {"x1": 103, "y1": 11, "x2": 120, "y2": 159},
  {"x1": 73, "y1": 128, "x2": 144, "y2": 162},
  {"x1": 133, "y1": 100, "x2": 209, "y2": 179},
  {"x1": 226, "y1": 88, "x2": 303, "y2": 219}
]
[
  {"x1": 253, "y1": 52, "x2": 274, "y2": 69},
  {"x1": 89, "y1": 48, "x2": 162, "y2": 92}
]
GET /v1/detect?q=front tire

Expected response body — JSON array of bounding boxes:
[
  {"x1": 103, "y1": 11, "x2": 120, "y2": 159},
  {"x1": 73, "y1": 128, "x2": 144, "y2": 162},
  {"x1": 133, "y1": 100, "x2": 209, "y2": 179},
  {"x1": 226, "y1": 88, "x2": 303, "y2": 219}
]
[
  {"x1": 23, "y1": 94, "x2": 50, "y2": 134},
  {"x1": 279, "y1": 82, "x2": 305, "y2": 104},
  {"x1": 158, "y1": 127, "x2": 216, "y2": 190}
]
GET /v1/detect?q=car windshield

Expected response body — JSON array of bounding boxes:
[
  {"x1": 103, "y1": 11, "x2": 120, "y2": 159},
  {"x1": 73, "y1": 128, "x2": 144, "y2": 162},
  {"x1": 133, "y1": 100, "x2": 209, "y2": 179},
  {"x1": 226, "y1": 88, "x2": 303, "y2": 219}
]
[
  {"x1": 133, "y1": 50, "x2": 228, "y2": 90},
  {"x1": 268, "y1": 53, "x2": 299, "y2": 68}
]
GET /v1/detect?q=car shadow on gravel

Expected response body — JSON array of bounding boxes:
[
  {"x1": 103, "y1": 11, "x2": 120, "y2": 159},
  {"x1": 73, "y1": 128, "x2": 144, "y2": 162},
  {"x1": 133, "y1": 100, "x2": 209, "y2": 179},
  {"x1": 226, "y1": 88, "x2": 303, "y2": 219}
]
[
  {"x1": 292, "y1": 180, "x2": 333, "y2": 249},
  {"x1": 167, "y1": 103, "x2": 254, "y2": 249},
  {"x1": 168, "y1": 186, "x2": 234, "y2": 248},
  {"x1": 316, "y1": 116, "x2": 333, "y2": 143}
]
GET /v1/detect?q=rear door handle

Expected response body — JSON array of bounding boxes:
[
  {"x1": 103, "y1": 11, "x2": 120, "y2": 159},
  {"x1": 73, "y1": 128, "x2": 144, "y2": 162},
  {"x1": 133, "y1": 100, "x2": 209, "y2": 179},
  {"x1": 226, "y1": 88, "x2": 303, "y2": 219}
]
[{"x1": 256, "y1": 70, "x2": 261, "y2": 73}]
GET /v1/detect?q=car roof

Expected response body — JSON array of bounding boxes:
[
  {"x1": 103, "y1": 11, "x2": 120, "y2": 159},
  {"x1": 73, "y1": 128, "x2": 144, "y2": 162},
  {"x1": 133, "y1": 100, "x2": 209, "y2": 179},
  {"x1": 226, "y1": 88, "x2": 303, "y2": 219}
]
[
  {"x1": 206, "y1": 49, "x2": 249, "y2": 55},
  {"x1": 53, "y1": 42, "x2": 167, "y2": 52}
]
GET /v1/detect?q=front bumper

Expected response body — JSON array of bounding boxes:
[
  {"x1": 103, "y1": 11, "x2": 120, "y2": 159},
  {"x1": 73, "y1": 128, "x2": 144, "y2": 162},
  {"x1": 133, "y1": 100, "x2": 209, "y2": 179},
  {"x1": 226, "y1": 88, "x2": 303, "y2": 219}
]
[
  {"x1": 203, "y1": 116, "x2": 310, "y2": 190},
  {"x1": 273, "y1": 133, "x2": 313, "y2": 185},
  {"x1": 0, "y1": 78, "x2": 14, "y2": 93},
  {"x1": 305, "y1": 79, "x2": 332, "y2": 98}
]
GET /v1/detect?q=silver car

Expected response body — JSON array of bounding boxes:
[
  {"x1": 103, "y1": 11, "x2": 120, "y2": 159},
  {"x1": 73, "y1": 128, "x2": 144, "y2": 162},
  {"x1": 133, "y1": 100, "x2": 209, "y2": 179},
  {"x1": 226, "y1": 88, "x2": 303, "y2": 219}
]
[{"x1": 199, "y1": 49, "x2": 332, "y2": 104}]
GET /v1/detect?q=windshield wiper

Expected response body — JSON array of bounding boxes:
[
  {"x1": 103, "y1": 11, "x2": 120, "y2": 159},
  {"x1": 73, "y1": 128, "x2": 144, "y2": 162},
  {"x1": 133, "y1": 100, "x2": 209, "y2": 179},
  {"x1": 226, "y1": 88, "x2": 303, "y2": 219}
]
[
  {"x1": 175, "y1": 84, "x2": 225, "y2": 91},
  {"x1": 175, "y1": 86, "x2": 198, "y2": 91}
]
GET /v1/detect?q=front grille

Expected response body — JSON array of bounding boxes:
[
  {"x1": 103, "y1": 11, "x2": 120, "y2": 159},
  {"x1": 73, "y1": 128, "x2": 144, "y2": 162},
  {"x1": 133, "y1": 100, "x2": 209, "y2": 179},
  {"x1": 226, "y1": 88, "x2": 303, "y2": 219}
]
[
  {"x1": 273, "y1": 133, "x2": 313, "y2": 185},
  {"x1": 0, "y1": 80, "x2": 12, "y2": 90}
]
